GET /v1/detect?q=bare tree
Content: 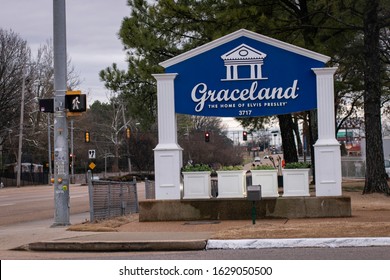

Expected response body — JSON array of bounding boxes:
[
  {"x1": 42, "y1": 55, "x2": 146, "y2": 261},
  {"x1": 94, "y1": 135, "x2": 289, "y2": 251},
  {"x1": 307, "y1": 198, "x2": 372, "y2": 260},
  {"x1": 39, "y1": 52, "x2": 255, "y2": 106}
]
[{"x1": 0, "y1": 29, "x2": 30, "y2": 146}]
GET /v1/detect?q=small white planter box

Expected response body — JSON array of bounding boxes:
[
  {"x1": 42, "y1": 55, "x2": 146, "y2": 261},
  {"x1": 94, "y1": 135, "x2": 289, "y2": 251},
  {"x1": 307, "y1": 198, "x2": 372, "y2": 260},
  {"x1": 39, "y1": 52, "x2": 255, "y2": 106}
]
[
  {"x1": 216, "y1": 170, "x2": 247, "y2": 198},
  {"x1": 283, "y1": 169, "x2": 310, "y2": 197},
  {"x1": 182, "y1": 171, "x2": 211, "y2": 199},
  {"x1": 251, "y1": 169, "x2": 279, "y2": 198}
]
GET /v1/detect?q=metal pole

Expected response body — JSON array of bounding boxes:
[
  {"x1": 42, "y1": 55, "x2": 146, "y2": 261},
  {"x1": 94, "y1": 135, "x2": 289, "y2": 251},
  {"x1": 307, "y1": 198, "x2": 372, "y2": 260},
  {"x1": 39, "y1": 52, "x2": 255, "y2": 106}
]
[
  {"x1": 52, "y1": 0, "x2": 70, "y2": 226},
  {"x1": 47, "y1": 116, "x2": 52, "y2": 184},
  {"x1": 105, "y1": 153, "x2": 107, "y2": 178},
  {"x1": 87, "y1": 170, "x2": 94, "y2": 222},
  {"x1": 70, "y1": 119, "x2": 74, "y2": 183},
  {"x1": 16, "y1": 65, "x2": 26, "y2": 188},
  {"x1": 121, "y1": 104, "x2": 132, "y2": 173}
]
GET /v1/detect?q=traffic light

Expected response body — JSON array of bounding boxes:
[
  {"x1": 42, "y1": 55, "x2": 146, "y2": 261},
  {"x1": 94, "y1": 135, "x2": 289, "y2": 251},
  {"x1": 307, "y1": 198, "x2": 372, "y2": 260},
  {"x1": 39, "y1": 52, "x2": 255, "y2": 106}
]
[
  {"x1": 205, "y1": 131, "x2": 210, "y2": 142},
  {"x1": 126, "y1": 127, "x2": 131, "y2": 139},
  {"x1": 85, "y1": 131, "x2": 90, "y2": 143},
  {"x1": 243, "y1": 131, "x2": 248, "y2": 141}
]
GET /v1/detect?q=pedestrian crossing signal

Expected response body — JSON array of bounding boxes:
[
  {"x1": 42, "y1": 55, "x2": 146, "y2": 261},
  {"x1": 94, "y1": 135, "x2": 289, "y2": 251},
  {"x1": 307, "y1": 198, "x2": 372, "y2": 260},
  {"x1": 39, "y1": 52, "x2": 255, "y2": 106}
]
[{"x1": 65, "y1": 91, "x2": 87, "y2": 112}]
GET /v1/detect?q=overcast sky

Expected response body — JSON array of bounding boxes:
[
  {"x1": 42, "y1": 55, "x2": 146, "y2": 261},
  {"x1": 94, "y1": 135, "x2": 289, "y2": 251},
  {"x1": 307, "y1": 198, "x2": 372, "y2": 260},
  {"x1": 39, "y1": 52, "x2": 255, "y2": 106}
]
[
  {"x1": 0, "y1": 0, "x2": 129, "y2": 104},
  {"x1": 1, "y1": 0, "x2": 244, "y2": 130}
]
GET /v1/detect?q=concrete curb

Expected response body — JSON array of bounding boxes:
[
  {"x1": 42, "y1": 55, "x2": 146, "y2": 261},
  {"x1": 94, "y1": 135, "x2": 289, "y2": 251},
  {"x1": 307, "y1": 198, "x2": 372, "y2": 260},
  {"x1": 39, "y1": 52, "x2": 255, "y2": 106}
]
[
  {"x1": 206, "y1": 237, "x2": 390, "y2": 250},
  {"x1": 22, "y1": 240, "x2": 207, "y2": 252},
  {"x1": 17, "y1": 237, "x2": 390, "y2": 252}
]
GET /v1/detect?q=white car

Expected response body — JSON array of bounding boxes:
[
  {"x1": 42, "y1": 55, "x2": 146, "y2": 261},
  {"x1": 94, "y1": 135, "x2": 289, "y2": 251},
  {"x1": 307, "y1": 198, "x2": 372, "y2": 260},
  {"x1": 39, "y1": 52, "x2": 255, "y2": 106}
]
[{"x1": 254, "y1": 157, "x2": 261, "y2": 163}]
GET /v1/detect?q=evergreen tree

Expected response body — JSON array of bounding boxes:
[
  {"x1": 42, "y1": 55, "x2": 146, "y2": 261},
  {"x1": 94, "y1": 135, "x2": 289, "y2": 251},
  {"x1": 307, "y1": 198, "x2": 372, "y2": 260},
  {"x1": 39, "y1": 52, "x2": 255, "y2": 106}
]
[{"x1": 101, "y1": 0, "x2": 390, "y2": 194}]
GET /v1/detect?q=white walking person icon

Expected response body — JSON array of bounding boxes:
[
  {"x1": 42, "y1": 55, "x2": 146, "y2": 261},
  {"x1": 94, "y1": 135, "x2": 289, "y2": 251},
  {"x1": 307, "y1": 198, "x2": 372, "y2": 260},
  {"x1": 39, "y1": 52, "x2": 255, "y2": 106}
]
[{"x1": 72, "y1": 96, "x2": 80, "y2": 110}]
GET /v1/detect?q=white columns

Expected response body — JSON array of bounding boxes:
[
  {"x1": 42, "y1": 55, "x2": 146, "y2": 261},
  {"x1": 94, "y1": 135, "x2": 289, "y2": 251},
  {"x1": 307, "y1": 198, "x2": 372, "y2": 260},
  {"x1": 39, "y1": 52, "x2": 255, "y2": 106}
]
[
  {"x1": 312, "y1": 67, "x2": 342, "y2": 196},
  {"x1": 152, "y1": 73, "x2": 183, "y2": 200},
  {"x1": 232, "y1": 65, "x2": 238, "y2": 79}
]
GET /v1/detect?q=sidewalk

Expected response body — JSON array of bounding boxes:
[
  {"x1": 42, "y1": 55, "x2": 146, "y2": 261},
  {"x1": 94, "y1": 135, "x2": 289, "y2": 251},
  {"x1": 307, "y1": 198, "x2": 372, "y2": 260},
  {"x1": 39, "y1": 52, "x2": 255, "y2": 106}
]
[{"x1": 7, "y1": 211, "x2": 390, "y2": 253}]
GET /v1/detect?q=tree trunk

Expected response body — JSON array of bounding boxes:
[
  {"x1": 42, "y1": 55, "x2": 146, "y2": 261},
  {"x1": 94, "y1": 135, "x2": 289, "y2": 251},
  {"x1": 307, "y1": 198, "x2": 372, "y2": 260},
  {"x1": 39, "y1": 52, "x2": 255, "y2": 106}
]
[
  {"x1": 292, "y1": 115, "x2": 303, "y2": 156},
  {"x1": 308, "y1": 110, "x2": 318, "y2": 183},
  {"x1": 278, "y1": 114, "x2": 298, "y2": 164},
  {"x1": 362, "y1": 0, "x2": 390, "y2": 195}
]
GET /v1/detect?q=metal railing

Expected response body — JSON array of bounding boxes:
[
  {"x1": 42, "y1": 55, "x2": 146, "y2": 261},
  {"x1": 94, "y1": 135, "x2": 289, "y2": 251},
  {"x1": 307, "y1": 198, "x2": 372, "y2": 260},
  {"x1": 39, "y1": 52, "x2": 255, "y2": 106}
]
[
  {"x1": 341, "y1": 157, "x2": 366, "y2": 178},
  {"x1": 87, "y1": 171, "x2": 139, "y2": 222},
  {"x1": 145, "y1": 177, "x2": 155, "y2": 199}
]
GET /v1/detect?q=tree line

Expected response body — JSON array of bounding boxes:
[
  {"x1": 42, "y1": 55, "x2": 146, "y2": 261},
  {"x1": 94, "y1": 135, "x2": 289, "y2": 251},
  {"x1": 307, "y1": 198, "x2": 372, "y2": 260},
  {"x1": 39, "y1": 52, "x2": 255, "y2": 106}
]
[
  {"x1": 100, "y1": 0, "x2": 390, "y2": 194},
  {"x1": 0, "y1": 28, "x2": 239, "y2": 177}
]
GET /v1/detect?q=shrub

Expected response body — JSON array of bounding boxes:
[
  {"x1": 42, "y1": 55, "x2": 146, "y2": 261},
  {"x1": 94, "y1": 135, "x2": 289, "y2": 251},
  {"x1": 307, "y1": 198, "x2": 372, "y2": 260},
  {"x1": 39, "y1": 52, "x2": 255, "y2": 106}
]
[
  {"x1": 284, "y1": 162, "x2": 311, "y2": 169},
  {"x1": 182, "y1": 164, "x2": 212, "y2": 172},
  {"x1": 219, "y1": 165, "x2": 243, "y2": 171},
  {"x1": 252, "y1": 165, "x2": 275, "y2": 170}
]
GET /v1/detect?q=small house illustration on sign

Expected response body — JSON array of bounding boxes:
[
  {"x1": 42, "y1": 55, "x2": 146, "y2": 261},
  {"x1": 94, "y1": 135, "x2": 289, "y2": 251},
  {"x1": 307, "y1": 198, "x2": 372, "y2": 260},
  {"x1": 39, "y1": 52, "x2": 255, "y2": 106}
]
[{"x1": 221, "y1": 44, "x2": 268, "y2": 81}]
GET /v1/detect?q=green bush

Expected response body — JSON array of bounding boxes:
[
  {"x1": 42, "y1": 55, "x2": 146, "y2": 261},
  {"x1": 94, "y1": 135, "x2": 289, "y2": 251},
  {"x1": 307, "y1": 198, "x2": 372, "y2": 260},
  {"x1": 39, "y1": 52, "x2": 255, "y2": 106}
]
[
  {"x1": 182, "y1": 164, "x2": 212, "y2": 172},
  {"x1": 219, "y1": 165, "x2": 243, "y2": 171},
  {"x1": 252, "y1": 165, "x2": 275, "y2": 170},
  {"x1": 284, "y1": 162, "x2": 311, "y2": 169}
]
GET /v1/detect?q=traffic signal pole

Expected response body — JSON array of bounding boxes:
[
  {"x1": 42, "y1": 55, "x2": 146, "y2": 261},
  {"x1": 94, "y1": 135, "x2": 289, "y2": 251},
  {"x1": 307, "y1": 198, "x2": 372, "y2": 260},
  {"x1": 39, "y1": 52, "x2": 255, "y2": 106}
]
[{"x1": 52, "y1": 0, "x2": 70, "y2": 226}]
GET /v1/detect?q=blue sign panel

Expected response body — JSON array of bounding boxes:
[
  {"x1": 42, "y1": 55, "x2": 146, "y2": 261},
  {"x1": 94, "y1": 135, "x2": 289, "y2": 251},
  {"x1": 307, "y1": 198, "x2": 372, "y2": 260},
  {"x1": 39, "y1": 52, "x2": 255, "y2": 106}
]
[{"x1": 163, "y1": 31, "x2": 327, "y2": 117}]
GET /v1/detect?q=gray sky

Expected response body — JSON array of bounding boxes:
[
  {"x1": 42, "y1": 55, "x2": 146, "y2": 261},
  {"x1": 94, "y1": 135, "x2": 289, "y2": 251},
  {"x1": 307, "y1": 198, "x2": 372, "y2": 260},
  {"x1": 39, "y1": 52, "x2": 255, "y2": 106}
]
[
  {"x1": 1, "y1": 0, "x2": 243, "y2": 130},
  {"x1": 0, "y1": 0, "x2": 129, "y2": 103}
]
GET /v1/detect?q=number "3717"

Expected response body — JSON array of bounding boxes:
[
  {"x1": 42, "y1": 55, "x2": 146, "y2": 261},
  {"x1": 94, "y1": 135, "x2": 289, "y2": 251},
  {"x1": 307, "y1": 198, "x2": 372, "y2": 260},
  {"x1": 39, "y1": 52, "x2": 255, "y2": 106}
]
[{"x1": 238, "y1": 110, "x2": 252, "y2": 116}]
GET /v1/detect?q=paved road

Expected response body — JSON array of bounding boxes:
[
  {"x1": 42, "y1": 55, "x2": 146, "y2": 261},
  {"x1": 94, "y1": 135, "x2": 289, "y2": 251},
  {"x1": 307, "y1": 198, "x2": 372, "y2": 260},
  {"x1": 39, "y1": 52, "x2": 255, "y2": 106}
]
[{"x1": 0, "y1": 184, "x2": 90, "y2": 226}]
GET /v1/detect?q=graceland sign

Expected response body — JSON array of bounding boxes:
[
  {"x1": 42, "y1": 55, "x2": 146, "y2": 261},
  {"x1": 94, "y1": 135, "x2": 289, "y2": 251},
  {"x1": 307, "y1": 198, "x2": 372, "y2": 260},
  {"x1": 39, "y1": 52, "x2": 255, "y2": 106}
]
[
  {"x1": 153, "y1": 29, "x2": 342, "y2": 200},
  {"x1": 161, "y1": 31, "x2": 328, "y2": 117}
]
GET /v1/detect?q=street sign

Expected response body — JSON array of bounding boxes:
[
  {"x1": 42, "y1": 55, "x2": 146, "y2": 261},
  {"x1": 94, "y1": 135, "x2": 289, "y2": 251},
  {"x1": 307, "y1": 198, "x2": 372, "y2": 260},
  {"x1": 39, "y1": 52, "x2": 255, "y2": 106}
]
[
  {"x1": 88, "y1": 149, "x2": 96, "y2": 159},
  {"x1": 89, "y1": 162, "x2": 96, "y2": 170}
]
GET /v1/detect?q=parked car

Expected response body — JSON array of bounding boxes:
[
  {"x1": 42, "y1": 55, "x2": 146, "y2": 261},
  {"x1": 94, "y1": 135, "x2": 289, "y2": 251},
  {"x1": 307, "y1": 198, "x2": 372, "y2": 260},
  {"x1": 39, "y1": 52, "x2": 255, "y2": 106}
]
[
  {"x1": 254, "y1": 157, "x2": 261, "y2": 163},
  {"x1": 385, "y1": 159, "x2": 390, "y2": 177}
]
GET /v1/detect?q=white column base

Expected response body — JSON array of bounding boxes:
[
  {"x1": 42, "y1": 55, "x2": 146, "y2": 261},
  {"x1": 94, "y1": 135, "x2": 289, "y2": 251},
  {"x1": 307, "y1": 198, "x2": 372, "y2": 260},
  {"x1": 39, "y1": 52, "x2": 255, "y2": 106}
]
[
  {"x1": 154, "y1": 144, "x2": 183, "y2": 200},
  {"x1": 314, "y1": 140, "x2": 342, "y2": 196}
]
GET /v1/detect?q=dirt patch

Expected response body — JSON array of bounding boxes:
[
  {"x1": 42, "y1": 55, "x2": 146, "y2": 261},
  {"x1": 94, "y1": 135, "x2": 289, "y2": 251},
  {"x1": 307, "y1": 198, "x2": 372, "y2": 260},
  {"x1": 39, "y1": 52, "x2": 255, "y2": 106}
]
[
  {"x1": 68, "y1": 215, "x2": 138, "y2": 232},
  {"x1": 212, "y1": 185, "x2": 390, "y2": 239}
]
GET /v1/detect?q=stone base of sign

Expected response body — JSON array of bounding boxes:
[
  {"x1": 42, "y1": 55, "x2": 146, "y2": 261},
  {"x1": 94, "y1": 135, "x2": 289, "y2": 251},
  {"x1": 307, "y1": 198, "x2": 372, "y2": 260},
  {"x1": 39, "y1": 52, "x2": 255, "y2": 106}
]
[
  {"x1": 139, "y1": 196, "x2": 351, "y2": 222},
  {"x1": 314, "y1": 140, "x2": 342, "y2": 196},
  {"x1": 154, "y1": 145, "x2": 183, "y2": 200}
]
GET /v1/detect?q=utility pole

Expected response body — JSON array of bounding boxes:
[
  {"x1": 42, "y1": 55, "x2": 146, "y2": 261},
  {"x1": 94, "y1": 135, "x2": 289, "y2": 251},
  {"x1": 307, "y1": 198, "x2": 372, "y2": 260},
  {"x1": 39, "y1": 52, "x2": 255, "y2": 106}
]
[
  {"x1": 121, "y1": 103, "x2": 132, "y2": 173},
  {"x1": 16, "y1": 63, "x2": 26, "y2": 188},
  {"x1": 70, "y1": 119, "x2": 74, "y2": 183},
  {"x1": 47, "y1": 116, "x2": 52, "y2": 184},
  {"x1": 52, "y1": 0, "x2": 70, "y2": 226}
]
